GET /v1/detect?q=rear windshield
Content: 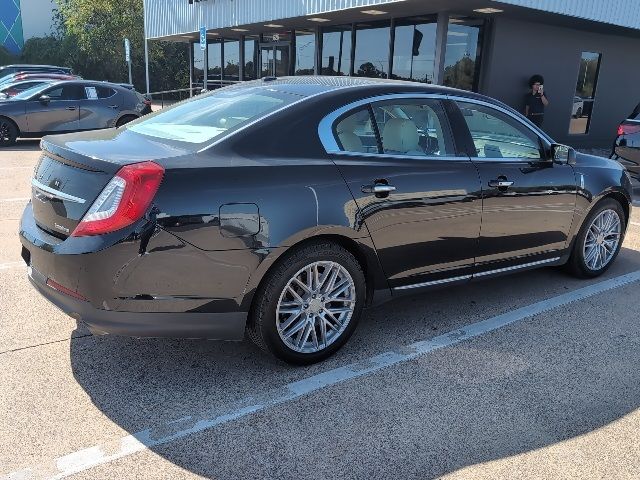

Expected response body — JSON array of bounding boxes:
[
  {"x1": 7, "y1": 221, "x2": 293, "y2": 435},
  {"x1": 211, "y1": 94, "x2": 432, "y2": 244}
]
[{"x1": 128, "y1": 86, "x2": 300, "y2": 144}]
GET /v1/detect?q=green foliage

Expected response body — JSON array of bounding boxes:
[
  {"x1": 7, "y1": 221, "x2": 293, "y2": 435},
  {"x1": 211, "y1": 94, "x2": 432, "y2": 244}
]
[
  {"x1": 19, "y1": 0, "x2": 189, "y2": 93},
  {"x1": 443, "y1": 56, "x2": 476, "y2": 91},
  {"x1": 0, "y1": 46, "x2": 15, "y2": 65}
]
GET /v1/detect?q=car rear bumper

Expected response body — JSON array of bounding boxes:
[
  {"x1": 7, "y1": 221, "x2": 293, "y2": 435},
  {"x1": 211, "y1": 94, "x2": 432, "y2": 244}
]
[
  {"x1": 19, "y1": 202, "x2": 248, "y2": 340},
  {"x1": 26, "y1": 264, "x2": 246, "y2": 339}
]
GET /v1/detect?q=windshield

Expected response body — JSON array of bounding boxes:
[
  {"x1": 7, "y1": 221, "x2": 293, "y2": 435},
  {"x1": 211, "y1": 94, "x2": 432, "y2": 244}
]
[
  {"x1": 127, "y1": 86, "x2": 300, "y2": 144},
  {"x1": 10, "y1": 83, "x2": 52, "y2": 100}
]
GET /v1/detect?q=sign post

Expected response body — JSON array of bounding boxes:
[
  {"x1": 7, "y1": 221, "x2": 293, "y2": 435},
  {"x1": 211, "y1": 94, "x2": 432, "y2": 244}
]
[
  {"x1": 124, "y1": 38, "x2": 132, "y2": 85},
  {"x1": 200, "y1": 26, "x2": 207, "y2": 91}
]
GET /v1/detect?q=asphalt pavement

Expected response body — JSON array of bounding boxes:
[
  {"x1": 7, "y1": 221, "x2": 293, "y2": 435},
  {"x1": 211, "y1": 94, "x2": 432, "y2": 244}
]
[{"x1": 1, "y1": 140, "x2": 639, "y2": 479}]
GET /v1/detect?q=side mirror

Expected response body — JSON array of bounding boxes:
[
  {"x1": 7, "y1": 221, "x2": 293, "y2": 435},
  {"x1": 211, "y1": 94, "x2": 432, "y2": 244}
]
[
  {"x1": 39, "y1": 95, "x2": 51, "y2": 105},
  {"x1": 551, "y1": 144, "x2": 576, "y2": 165}
]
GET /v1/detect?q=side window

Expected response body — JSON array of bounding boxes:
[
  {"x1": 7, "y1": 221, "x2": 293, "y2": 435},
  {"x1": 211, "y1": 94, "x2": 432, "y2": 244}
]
[
  {"x1": 61, "y1": 85, "x2": 86, "y2": 101},
  {"x1": 96, "y1": 86, "x2": 116, "y2": 99},
  {"x1": 371, "y1": 99, "x2": 454, "y2": 156},
  {"x1": 334, "y1": 107, "x2": 378, "y2": 154},
  {"x1": 45, "y1": 87, "x2": 64, "y2": 99},
  {"x1": 457, "y1": 101, "x2": 542, "y2": 159}
]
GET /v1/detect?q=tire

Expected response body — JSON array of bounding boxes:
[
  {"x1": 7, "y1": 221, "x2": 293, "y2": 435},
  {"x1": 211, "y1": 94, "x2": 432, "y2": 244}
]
[
  {"x1": 116, "y1": 115, "x2": 137, "y2": 128},
  {"x1": 0, "y1": 117, "x2": 18, "y2": 147},
  {"x1": 247, "y1": 241, "x2": 366, "y2": 365},
  {"x1": 566, "y1": 198, "x2": 626, "y2": 278}
]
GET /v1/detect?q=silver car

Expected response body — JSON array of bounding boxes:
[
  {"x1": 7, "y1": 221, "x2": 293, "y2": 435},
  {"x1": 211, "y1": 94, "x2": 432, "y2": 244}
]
[{"x1": 0, "y1": 80, "x2": 152, "y2": 146}]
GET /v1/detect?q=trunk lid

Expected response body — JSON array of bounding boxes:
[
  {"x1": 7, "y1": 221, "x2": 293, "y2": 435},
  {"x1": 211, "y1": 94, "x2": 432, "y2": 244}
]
[{"x1": 31, "y1": 129, "x2": 192, "y2": 238}]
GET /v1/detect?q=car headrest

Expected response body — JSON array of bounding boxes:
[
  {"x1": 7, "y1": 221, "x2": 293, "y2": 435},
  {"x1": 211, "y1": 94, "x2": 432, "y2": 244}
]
[
  {"x1": 338, "y1": 131, "x2": 364, "y2": 153},
  {"x1": 382, "y1": 118, "x2": 420, "y2": 153}
]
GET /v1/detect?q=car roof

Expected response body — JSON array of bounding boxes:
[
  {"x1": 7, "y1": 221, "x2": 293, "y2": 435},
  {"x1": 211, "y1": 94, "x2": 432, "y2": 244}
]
[
  {"x1": 225, "y1": 75, "x2": 499, "y2": 108},
  {"x1": 0, "y1": 64, "x2": 69, "y2": 69}
]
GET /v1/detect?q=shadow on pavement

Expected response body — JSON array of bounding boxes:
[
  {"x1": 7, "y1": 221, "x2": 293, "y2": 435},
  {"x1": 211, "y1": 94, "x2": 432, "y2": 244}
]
[{"x1": 68, "y1": 248, "x2": 640, "y2": 478}]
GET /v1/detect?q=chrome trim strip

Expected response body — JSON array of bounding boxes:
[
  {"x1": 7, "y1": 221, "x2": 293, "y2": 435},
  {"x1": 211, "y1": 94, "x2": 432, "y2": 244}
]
[
  {"x1": 393, "y1": 256, "x2": 561, "y2": 291},
  {"x1": 317, "y1": 92, "x2": 553, "y2": 155},
  {"x1": 331, "y1": 150, "x2": 471, "y2": 162},
  {"x1": 474, "y1": 257, "x2": 561, "y2": 277},
  {"x1": 394, "y1": 274, "x2": 472, "y2": 291},
  {"x1": 31, "y1": 178, "x2": 86, "y2": 204}
]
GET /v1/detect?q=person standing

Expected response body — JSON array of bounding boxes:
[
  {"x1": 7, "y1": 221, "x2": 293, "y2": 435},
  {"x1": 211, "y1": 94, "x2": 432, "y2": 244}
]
[{"x1": 524, "y1": 74, "x2": 549, "y2": 128}]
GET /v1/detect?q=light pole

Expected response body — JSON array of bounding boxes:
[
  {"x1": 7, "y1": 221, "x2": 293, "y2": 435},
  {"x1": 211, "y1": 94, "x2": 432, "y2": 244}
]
[{"x1": 142, "y1": 0, "x2": 150, "y2": 95}]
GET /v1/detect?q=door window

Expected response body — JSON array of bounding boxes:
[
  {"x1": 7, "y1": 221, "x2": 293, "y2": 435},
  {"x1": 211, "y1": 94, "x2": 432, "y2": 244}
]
[
  {"x1": 456, "y1": 101, "x2": 542, "y2": 159},
  {"x1": 371, "y1": 100, "x2": 454, "y2": 156},
  {"x1": 334, "y1": 107, "x2": 378, "y2": 154}
]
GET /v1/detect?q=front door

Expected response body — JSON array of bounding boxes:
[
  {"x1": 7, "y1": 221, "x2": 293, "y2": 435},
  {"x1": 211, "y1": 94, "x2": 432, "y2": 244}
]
[
  {"x1": 260, "y1": 43, "x2": 290, "y2": 77},
  {"x1": 452, "y1": 100, "x2": 577, "y2": 271},
  {"x1": 330, "y1": 97, "x2": 482, "y2": 290},
  {"x1": 25, "y1": 84, "x2": 83, "y2": 133}
]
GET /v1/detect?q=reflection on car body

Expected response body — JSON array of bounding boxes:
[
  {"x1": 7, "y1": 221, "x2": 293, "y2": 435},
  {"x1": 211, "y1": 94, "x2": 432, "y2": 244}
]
[{"x1": 18, "y1": 76, "x2": 632, "y2": 364}]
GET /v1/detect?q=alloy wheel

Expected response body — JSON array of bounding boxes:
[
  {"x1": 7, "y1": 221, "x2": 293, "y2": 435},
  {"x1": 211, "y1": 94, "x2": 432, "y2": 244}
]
[
  {"x1": 276, "y1": 261, "x2": 356, "y2": 354},
  {"x1": 583, "y1": 208, "x2": 621, "y2": 271}
]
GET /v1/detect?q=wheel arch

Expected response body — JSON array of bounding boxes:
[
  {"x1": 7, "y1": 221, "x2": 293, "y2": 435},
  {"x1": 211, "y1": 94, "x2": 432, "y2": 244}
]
[{"x1": 240, "y1": 233, "x2": 388, "y2": 314}]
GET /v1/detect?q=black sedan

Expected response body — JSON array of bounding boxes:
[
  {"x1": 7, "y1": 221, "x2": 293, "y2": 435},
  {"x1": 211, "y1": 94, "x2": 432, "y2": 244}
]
[
  {"x1": 19, "y1": 77, "x2": 632, "y2": 364},
  {"x1": 0, "y1": 80, "x2": 152, "y2": 146},
  {"x1": 612, "y1": 102, "x2": 640, "y2": 179}
]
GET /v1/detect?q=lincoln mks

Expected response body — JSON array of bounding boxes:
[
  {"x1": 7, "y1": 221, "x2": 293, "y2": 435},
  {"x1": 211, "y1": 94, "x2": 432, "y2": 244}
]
[{"x1": 19, "y1": 77, "x2": 632, "y2": 364}]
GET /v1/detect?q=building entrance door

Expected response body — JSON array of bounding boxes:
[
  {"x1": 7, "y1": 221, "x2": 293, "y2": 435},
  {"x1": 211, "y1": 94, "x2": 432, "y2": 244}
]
[{"x1": 260, "y1": 43, "x2": 290, "y2": 77}]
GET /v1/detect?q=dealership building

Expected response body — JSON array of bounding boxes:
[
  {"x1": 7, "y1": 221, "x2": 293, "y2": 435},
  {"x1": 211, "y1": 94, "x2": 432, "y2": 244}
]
[{"x1": 143, "y1": 0, "x2": 640, "y2": 147}]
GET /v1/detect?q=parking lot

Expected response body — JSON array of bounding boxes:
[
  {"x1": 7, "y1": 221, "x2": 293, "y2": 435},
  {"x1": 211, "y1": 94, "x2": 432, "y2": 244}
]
[{"x1": 1, "y1": 140, "x2": 640, "y2": 479}]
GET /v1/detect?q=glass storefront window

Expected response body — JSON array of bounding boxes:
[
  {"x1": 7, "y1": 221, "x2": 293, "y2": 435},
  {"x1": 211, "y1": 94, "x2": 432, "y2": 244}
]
[
  {"x1": 569, "y1": 51, "x2": 602, "y2": 134},
  {"x1": 443, "y1": 19, "x2": 482, "y2": 91},
  {"x1": 392, "y1": 17, "x2": 437, "y2": 83},
  {"x1": 354, "y1": 22, "x2": 390, "y2": 78},
  {"x1": 192, "y1": 43, "x2": 205, "y2": 85},
  {"x1": 295, "y1": 30, "x2": 316, "y2": 75},
  {"x1": 244, "y1": 36, "x2": 259, "y2": 80},
  {"x1": 207, "y1": 40, "x2": 222, "y2": 84},
  {"x1": 224, "y1": 40, "x2": 240, "y2": 81},
  {"x1": 321, "y1": 26, "x2": 352, "y2": 76}
]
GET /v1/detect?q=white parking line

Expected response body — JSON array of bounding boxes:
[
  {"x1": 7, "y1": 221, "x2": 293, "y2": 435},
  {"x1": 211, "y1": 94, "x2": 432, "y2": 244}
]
[
  {"x1": 0, "y1": 262, "x2": 24, "y2": 271},
  {"x1": 4, "y1": 269, "x2": 640, "y2": 480},
  {"x1": 630, "y1": 221, "x2": 640, "y2": 227},
  {"x1": 0, "y1": 197, "x2": 29, "y2": 203}
]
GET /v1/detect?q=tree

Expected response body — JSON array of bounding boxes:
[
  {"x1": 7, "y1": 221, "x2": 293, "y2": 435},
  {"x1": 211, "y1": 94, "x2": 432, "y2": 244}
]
[
  {"x1": 0, "y1": 46, "x2": 15, "y2": 66},
  {"x1": 40, "y1": 0, "x2": 189, "y2": 92}
]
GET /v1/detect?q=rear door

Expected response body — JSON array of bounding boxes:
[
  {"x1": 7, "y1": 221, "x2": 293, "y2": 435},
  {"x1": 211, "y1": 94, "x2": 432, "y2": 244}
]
[
  {"x1": 451, "y1": 100, "x2": 577, "y2": 272},
  {"x1": 25, "y1": 84, "x2": 83, "y2": 133},
  {"x1": 327, "y1": 96, "x2": 482, "y2": 290},
  {"x1": 79, "y1": 85, "x2": 121, "y2": 130}
]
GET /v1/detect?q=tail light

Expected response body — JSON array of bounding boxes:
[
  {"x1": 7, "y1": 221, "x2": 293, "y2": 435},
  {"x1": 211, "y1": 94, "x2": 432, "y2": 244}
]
[
  {"x1": 617, "y1": 123, "x2": 640, "y2": 136},
  {"x1": 72, "y1": 161, "x2": 164, "y2": 237},
  {"x1": 143, "y1": 98, "x2": 152, "y2": 106},
  {"x1": 46, "y1": 278, "x2": 87, "y2": 301}
]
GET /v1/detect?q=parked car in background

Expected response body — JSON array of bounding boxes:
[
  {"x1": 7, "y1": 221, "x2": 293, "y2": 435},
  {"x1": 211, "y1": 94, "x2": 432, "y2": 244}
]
[
  {"x1": 18, "y1": 77, "x2": 632, "y2": 364},
  {"x1": 0, "y1": 65, "x2": 72, "y2": 81},
  {"x1": 0, "y1": 80, "x2": 152, "y2": 146},
  {"x1": 611, "y1": 102, "x2": 640, "y2": 179},
  {"x1": 0, "y1": 73, "x2": 80, "y2": 89},
  {"x1": 572, "y1": 96, "x2": 584, "y2": 118},
  {"x1": 0, "y1": 80, "x2": 54, "y2": 99}
]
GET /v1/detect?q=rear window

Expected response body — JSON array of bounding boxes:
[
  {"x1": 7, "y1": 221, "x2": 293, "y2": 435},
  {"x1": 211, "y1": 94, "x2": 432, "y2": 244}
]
[{"x1": 127, "y1": 86, "x2": 300, "y2": 144}]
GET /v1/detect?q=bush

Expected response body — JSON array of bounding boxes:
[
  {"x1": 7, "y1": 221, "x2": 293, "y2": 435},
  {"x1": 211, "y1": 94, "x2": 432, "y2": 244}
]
[{"x1": 0, "y1": 46, "x2": 15, "y2": 66}]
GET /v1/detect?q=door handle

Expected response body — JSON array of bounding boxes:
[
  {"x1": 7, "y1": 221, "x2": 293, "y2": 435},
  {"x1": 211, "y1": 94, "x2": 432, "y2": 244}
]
[
  {"x1": 108, "y1": 105, "x2": 119, "y2": 109},
  {"x1": 66, "y1": 106, "x2": 77, "y2": 111},
  {"x1": 361, "y1": 184, "x2": 396, "y2": 195},
  {"x1": 488, "y1": 179, "x2": 514, "y2": 188}
]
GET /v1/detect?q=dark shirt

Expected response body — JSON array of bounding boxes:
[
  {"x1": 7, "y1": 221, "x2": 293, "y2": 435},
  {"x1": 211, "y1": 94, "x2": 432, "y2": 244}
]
[{"x1": 524, "y1": 92, "x2": 547, "y2": 115}]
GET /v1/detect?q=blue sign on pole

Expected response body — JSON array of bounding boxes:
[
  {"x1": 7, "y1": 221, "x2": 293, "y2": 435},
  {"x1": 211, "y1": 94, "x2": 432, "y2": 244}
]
[{"x1": 199, "y1": 26, "x2": 206, "y2": 50}]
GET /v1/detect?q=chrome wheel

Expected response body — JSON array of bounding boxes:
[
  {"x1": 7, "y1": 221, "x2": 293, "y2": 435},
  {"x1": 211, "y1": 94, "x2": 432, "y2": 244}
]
[
  {"x1": 583, "y1": 208, "x2": 621, "y2": 271},
  {"x1": 276, "y1": 261, "x2": 356, "y2": 354}
]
